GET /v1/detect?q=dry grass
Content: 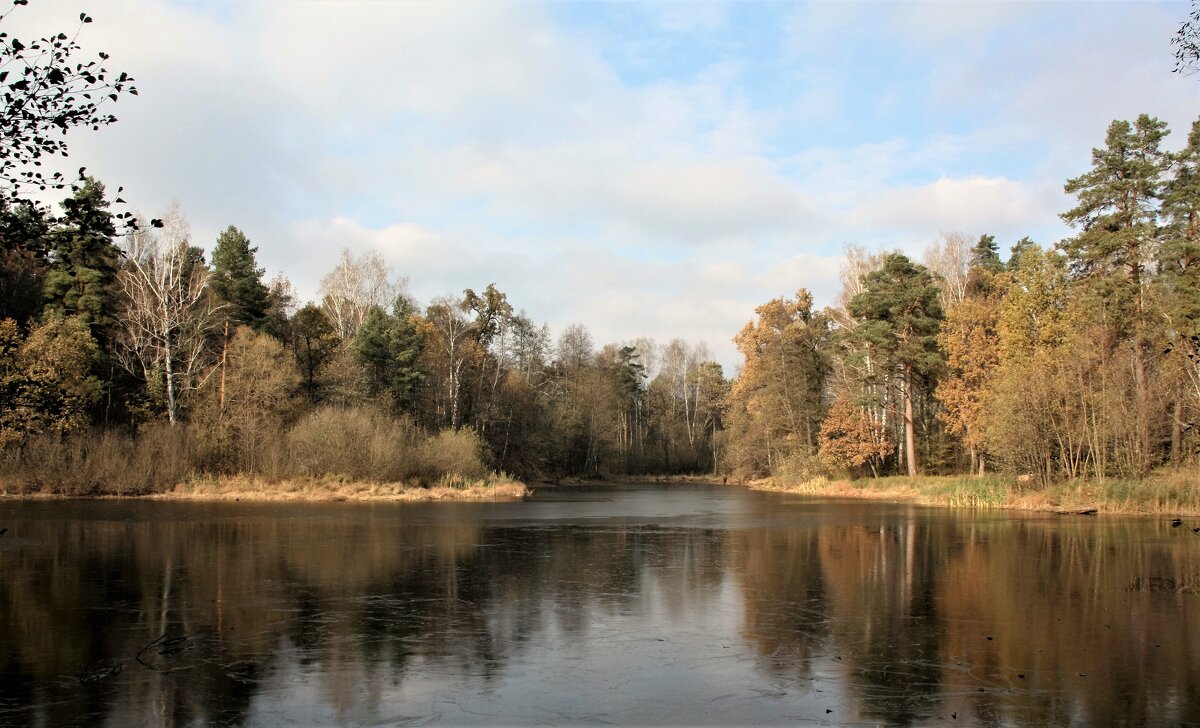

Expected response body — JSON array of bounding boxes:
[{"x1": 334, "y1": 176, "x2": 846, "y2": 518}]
[
  {"x1": 738, "y1": 470, "x2": 1200, "y2": 516},
  {"x1": 153, "y1": 473, "x2": 530, "y2": 502}
]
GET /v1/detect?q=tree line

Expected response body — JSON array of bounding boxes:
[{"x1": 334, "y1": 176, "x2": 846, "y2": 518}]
[
  {"x1": 2, "y1": 112, "x2": 1196, "y2": 490},
  {"x1": 727, "y1": 114, "x2": 1200, "y2": 484},
  {"x1": 0, "y1": 0, "x2": 1196, "y2": 488},
  {"x1": 0, "y1": 185, "x2": 733, "y2": 487}
]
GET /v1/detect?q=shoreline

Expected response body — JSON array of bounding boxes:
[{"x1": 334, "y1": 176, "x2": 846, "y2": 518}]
[
  {"x1": 4, "y1": 472, "x2": 1198, "y2": 516},
  {"x1": 524, "y1": 472, "x2": 1200, "y2": 518},
  {"x1": 733, "y1": 473, "x2": 1200, "y2": 517},
  {"x1": 0, "y1": 475, "x2": 532, "y2": 503}
]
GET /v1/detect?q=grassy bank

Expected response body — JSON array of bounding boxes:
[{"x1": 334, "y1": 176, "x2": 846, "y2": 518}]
[
  {"x1": 158, "y1": 473, "x2": 530, "y2": 502},
  {"x1": 1, "y1": 473, "x2": 531, "y2": 502},
  {"x1": 743, "y1": 471, "x2": 1200, "y2": 516}
]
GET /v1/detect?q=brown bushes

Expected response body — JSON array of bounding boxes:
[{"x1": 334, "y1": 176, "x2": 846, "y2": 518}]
[
  {"x1": 283, "y1": 407, "x2": 487, "y2": 483},
  {"x1": 0, "y1": 405, "x2": 491, "y2": 495},
  {"x1": 0, "y1": 423, "x2": 196, "y2": 495}
]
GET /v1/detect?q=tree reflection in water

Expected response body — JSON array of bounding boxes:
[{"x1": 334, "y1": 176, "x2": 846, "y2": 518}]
[{"x1": 1, "y1": 489, "x2": 1198, "y2": 726}]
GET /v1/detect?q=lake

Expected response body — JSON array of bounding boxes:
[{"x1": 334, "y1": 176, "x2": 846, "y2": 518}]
[{"x1": 1, "y1": 483, "x2": 1197, "y2": 726}]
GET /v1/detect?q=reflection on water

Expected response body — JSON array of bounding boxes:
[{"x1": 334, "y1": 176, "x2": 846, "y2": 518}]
[{"x1": 1, "y1": 485, "x2": 1198, "y2": 726}]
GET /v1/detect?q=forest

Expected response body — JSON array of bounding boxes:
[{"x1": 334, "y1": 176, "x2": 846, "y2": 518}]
[
  {"x1": 1, "y1": 111, "x2": 1197, "y2": 497},
  {"x1": 1, "y1": 3, "x2": 1198, "y2": 499}
]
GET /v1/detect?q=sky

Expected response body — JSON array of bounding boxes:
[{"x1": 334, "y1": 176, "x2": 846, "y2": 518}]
[{"x1": 8, "y1": 0, "x2": 1198, "y2": 372}]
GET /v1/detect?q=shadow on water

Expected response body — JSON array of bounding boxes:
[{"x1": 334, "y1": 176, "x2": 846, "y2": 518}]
[{"x1": 1, "y1": 485, "x2": 1198, "y2": 726}]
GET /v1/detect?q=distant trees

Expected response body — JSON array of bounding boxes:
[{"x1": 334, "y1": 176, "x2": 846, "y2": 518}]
[
  {"x1": 722, "y1": 115, "x2": 1198, "y2": 485},
  {"x1": 0, "y1": 95, "x2": 1196, "y2": 492},
  {"x1": 936, "y1": 274, "x2": 999, "y2": 475},
  {"x1": 0, "y1": 199, "x2": 50, "y2": 323},
  {"x1": 352, "y1": 296, "x2": 424, "y2": 414}
]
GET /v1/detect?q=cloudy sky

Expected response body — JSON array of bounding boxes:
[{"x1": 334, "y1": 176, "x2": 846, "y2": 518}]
[{"x1": 9, "y1": 0, "x2": 1198, "y2": 371}]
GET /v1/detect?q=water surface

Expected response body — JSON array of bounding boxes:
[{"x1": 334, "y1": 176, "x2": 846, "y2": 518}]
[{"x1": 1, "y1": 484, "x2": 1197, "y2": 726}]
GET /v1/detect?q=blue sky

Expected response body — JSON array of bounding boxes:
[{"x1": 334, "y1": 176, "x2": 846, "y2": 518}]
[{"x1": 9, "y1": 0, "x2": 1198, "y2": 371}]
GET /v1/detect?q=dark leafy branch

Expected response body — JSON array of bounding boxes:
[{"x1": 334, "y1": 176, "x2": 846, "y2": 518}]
[
  {"x1": 0, "y1": 0, "x2": 137, "y2": 204},
  {"x1": 1174, "y1": 0, "x2": 1200, "y2": 75}
]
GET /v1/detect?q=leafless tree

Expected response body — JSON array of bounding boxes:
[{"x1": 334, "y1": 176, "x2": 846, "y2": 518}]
[
  {"x1": 830, "y1": 244, "x2": 886, "y2": 330},
  {"x1": 426, "y1": 295, "x2": 476, "y2": 428},
  {"x1": 113, "y1": 205, "x2": 224, "y2": 424},
  {"x1": 923, "y1": 231, "x2": 972, "y2": 309},
  {"x1": 319, "y1": 248, "x2": 404, "y2": 341}
]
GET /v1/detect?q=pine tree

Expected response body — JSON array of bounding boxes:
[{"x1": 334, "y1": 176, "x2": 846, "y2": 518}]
[
  {"x1": 211, "y1": 226, "x2": 271, "y2": 331},
  {"x1": 0, "y1": 199, "x2": 51, "y2": 323},
  {"x1": 42, "y1": 178, "x2": 119, "y2": 332},
  {"x1": 1161, "y1": 117, "x2": 1200, "y2": 465},
  {"x1": 1061, "y1": 114, "x2": 1170, "y2": 475},
  {"x1": 970, "y1": 234, "x2": 1004, "y2": 274},
  {"x1": 352, "y1": 297, "x2": 425, "y2": 413},
  {"x1": 847, "y1": 253, "x2": 943, "y2": 477},
  {"x1": 1161, "y1": 118, "x2": 1200, "y2": 328}
]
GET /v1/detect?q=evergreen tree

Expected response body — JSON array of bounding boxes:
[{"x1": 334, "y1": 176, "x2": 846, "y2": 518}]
[
  {"x1": 970, "y1": 234, "x2": 1004, "y2": 274},
  {"x1": 1161, "y1": 118, "x2": 1200, "y2": 328},
  {"x1": 352, "y1": 297, "x2": 425, "y2": 413},
  {"x1": 847, "y1": 253, "x2": 943, "y2": 477},
  {"x1": 1007, "y1": 236, "x2": 1037, "y2": 270},
  {"x1": 42, "y1": 178, "x2": 119, "y2": 332},
  {"x1": 1060, "y1": 114, "x2": 1170, "y2": 474},
  {"x1": 211, "y1": 226, "x2": 271, "y2": 331},
  {"x1": 388, "y1": 296, "x2": 426, "y2": 412},
  {"x1": 1161, "y1": 117, "x2": 1200, "y2": 465},
  {"x1": 0, "y1": 199, "x2": 51, "y2": 323}
]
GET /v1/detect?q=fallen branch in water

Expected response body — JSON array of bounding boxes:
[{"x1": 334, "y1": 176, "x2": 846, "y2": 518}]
[
  {"x1": 135, "y1": 633, "x2": 191, "y2": 670},
  {"x1": 78, "y1": 663, "x2": 122, "y2": 683}
]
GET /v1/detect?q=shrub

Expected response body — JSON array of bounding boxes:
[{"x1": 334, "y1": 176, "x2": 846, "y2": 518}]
[
  {"x1": 0, "y1": 424, "x2": 197, "y2": 495},
  {"x1": 419, "y1": 428, "x2": 488, "y2": 483},
  {"x1": 285, "y1": 406, "x2": 423, "y2": 483}
]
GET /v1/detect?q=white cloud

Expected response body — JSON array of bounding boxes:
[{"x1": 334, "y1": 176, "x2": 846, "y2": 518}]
[
  {"x1": 7, "y1": 0, "x2": 1190, "y2": 375},
  {"x1": 861, "y1": 175, "x2": 1051, "y2": 236}
]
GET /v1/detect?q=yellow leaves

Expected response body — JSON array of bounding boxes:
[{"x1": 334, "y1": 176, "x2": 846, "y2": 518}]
[
  {"x1": 818, "y1": 391, "x2": 891, "y2": 473},
  {"x1": 937, "y1": 294, "x2": 1000, "y2": 448}
]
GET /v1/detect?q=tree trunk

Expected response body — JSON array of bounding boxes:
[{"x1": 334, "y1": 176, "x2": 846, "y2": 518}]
[
  {"x1": 219, "y1": 319, "x2": 229, "y2": 410},
  {"x1": 1171, "y1": 393, "x2": 1183, "y2": 469},
  {"x1": 1133, "y1": 335, "x2": 1150, "y2": 476},
  {"x1": 164, "y1": 336, "x2": 177, "y2": 425},
  {"x1": 904, "y1": 364, "x2": 917, "y2": 477}
]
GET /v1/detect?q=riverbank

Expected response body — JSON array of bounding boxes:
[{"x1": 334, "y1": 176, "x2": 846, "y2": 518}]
[
  {"x1": 0, "y1": 474, "x2": 532, "y2": 502},
  {"x1": 742, "y1": 472, "x2": 1200, "y2": 516}
]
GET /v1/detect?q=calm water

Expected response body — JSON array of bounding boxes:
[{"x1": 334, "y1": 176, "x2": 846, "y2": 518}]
[{"x1": 1, "y1": 484, "x2": 1198, "y2": 727}]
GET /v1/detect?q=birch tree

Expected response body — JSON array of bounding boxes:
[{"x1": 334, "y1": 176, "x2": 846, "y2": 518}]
[
  {"x1": 923, "y1": 231, "x2": 972, "y2": 310},
  {"x1": 319, "y1": 248, "x2": 402, "y2": 341},
  {"x1": 114, "y1": 207, "x2": 223, "y2": 424}
]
